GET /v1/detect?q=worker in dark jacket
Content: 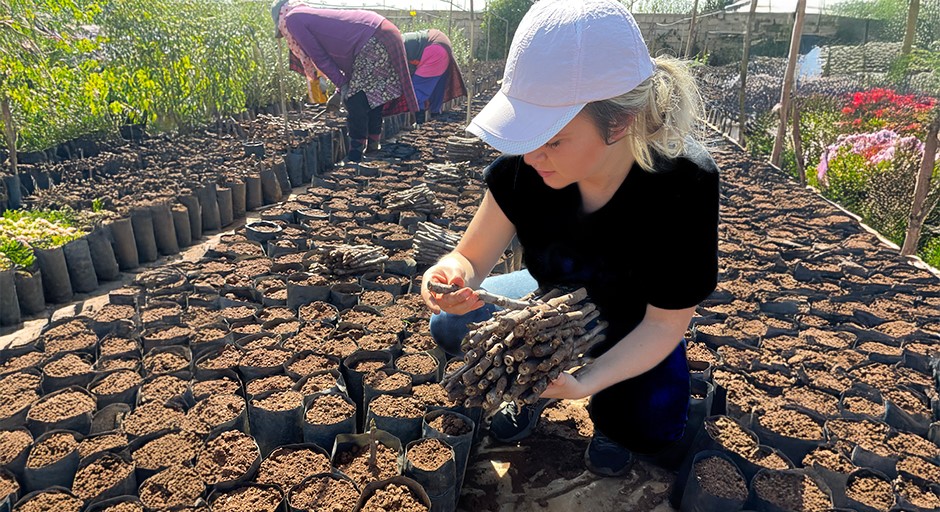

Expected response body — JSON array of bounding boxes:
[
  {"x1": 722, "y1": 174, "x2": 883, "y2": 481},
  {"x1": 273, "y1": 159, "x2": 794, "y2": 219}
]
[{"x1": 402, "y1": 29, "x2": 467, "y2": 123}]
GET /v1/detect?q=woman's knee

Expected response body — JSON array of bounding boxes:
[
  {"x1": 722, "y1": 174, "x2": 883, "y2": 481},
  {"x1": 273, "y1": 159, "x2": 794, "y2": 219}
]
[{"x1": 429, "y1": 304, "x2": 497, "y2": 357}]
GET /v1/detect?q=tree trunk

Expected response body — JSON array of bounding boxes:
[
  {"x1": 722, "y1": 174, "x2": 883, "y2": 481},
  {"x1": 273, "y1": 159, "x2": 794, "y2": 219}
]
[
  {"x1": 902, "y1": 0, "x2": 920, "y2": 55},
  {"x1": 771, "y1": 0, "x2": 807, "y2": 167},
  {"x1": 1, "y1": 96, "x2": 18, "y2": 175},
  {"x1": 901, "y1": 112, "x2": 940, "y2": 256},
  {"x1": 739, "y1": 0, "x2": 759, "y2": 147}
]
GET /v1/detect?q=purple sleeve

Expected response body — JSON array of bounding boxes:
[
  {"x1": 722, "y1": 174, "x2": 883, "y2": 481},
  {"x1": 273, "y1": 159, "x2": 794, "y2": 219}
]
[{"x1": 285, "y1": 14, "x2": 348, "y2": 87}]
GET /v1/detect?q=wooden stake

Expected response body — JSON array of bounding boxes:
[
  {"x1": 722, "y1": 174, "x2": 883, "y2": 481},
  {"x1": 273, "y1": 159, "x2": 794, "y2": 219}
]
[{"x1": 770, "y1": 0, "x2": 807, "y2": 167}]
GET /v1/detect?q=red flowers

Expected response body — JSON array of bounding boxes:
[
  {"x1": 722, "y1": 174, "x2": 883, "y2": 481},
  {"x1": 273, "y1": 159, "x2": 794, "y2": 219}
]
[{"x1": 841, "y1": 88, "x2": 937, "y2": 136}]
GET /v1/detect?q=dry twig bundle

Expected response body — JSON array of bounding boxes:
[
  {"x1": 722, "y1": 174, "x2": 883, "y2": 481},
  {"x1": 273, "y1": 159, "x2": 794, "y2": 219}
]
[
  {"x1": 384, "y1": 183, "x2": 445, "y2": 215},
  {"x1": 413, "y1": 222, "x2": 461, "y2": 265},
  {"x1": 313, "y1": 244, "x2": 388, "y2": 275},
  {"x1": 432, "y1": 283, "x2": 607, "y2": 417}
]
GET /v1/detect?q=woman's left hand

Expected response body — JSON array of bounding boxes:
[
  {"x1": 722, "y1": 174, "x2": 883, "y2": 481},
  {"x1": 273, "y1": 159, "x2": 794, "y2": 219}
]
[{"x1": 540, "y1": 372, "x2": 592, "y2": 400}]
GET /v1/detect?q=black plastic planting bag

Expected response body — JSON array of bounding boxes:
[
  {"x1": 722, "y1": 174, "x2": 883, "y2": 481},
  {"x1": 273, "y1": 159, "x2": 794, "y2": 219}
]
[
  {"x1": 287, "y1": 471, "x2": 358, "y2": 512},
  {"x1": 341, "y1": 350, "x2": 392, "y2": 426},
  {"x1": 748, "y1": 406, "x2": 826, "y2": 467},
  {"x1": 362, "y1": 369, "x2": 412, "y2": 412},
  {"x1": 353, "y1": 475, "x2": 431, "y2": 512},
  {"x1": 207, "y1": 482, "x2": 284, "y2": 512},
  {"x1": 365, "y1": 394, "x2": 425, "y2": 448},
  {"x1": 679, "y1": 450, "x2": 747, "y2": 512},
  {"x1": 745, "y1": 468, "x2": 833, "y2": 512},
  {"x1": 422, "y1": 409, "x2": 475, "y2": 507},
  {"x1": 404, "y1": 438, "x2": 457, "y2": 512},
  {"x1": 22, "y1": 429, "x2": 83, "y2": 493},
  {"x1": 655, "y1": 377, "x2": 715, "y2": 471},
  {"x1": 89, "y1": 404, "x2": 131, "y2": 436},
  {"x1": 83, "y1": 495, "x2": 145, "y2": 512},
  {"x1": 26, "y1": 385, "x2": 96, "y2": 437},
  {"x1": 302, "y1": 392, "x2": 357, "y2": 454},
  {"x1": 248, "y1": 390, "x2": 304, "y2": 458},
  {"x1": 841, "y1": 468, "x2": 893, "y2": 512},
  {"x1": 73, "y1": 451, "x2": 137, "y2": 506}
]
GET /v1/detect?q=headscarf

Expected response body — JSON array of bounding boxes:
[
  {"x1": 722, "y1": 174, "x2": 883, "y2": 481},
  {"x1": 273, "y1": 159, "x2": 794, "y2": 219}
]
[{"x1": 271, "y1": 0, "x2": 324, "y2": 82}]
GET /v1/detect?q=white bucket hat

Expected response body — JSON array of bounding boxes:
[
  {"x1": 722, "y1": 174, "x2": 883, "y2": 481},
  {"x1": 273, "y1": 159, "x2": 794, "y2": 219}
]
[{"x1": 467, "y1": 0, "x2": 655, "y2": 155}]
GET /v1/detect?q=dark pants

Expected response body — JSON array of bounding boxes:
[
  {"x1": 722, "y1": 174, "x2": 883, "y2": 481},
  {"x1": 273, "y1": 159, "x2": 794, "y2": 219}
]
[
  {"x1": 429, "y1": 270, "x2": 691, "y2": 456},
  {"x1": 344, "y1": 91, "x2": 383, "y2": 143}
]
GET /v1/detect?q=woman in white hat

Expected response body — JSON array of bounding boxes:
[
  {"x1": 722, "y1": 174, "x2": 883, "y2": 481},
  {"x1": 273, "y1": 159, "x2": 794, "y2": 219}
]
[
  {"x1": 272, "y1": 0, "x2": 419, "y2": 161},
  {"x1": 421, "y1": 0, "x2": 719, "y2": 477}
]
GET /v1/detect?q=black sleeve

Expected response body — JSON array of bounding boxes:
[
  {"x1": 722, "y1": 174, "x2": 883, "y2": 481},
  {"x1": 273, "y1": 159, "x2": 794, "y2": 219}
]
[{"x1": 643, "y1": 159, "x2": 720, "y2": 310}]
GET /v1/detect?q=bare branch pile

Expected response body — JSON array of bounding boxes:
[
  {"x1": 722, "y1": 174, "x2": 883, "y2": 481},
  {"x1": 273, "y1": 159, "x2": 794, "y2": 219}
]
[
  {"x1": 445, "y1": 135, "x2": 485, "y2": 162},
  {"x1": 425, "y1": 163, "x2": 468, "y2": 187},
  {"x1": 383, "y1": 183, "x2": 445, "y2": 216},
  {"x1": 413, "y1": 222, "x2": 461, "y2": 265},
  {"x1": 312, "y1": 244, "x2": 388, "y2": 275},
  {"x1": 433, "y1": 284, "x2": 607, "y2": 417}
]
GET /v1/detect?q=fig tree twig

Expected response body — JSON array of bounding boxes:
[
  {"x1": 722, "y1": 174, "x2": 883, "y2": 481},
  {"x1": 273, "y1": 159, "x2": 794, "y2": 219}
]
[{"x1": 427, "y1": 282, "x2": 536, "y2": 310}]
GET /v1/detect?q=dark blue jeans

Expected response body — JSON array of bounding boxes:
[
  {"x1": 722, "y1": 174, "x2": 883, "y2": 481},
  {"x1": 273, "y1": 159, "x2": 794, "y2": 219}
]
[{"x1": 429, "y1": 270, "x2": 690, "y2": 455}]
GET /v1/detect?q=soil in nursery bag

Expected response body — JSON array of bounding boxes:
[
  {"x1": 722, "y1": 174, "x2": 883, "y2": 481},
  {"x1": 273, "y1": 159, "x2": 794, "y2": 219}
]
[
  {"x1": 88, "y1": 370, "x2": 142, "y2": 407},
  {"x1": 138, "y1": 465, "x2": 205, "y2": 509},
  {"x1": 12, "y1": 488, "x2": 83, "y2": 512},
  {"x1": 366, "y1": 394, "x2": 426, "y2": 447},
  {"x1": 26, "y1": 387, "x2": 96, "y2": 436},
  {"x1": 191, "y1": 376, "x2": 241, "y2": 401},
  {"x1": 94, "y1": 357, "x2": 140, "y2": 373},
  {"x1": 42, "y1": 320, "x2": 97, "y2": 356},
  {"x1": 84, "y1": 496, "x2": 145, "y2": 512},
  {"x1": 679, "y1": 451, "x2": 748, "y2": 512},
  {"x1": 40, "y1": 353, "x2": 93, "y2": 392},
  {"x1": 130, "y1": 431, "x2": 202, "y2": 473},
  {"x1": 748, "y1": 469, "x2": 832, "y2": 511},
  {"x1": 0, "y1": 428, "x2": 32, "y2": 471},
  {"x1": 0, "y1": 469, "x2": 19, "y2": 508},
  {"x1": 411, "y1": 383, "x2": 459, "y2": 411},
  {"x1": 356, "y1": 479, "x2": 430, "y2": 512},
  {"x1": 287, "y1": 353, "x2": 340, "y2": 378},
  {"x1": 24, "y1": 430, "x2": 81, "y2": 492},
  {"x1": 363, "y1": 371, "x2": 411, "y2": 407},
  {"x1": 240, "y1": 347, "x2": 291, "y2": 379},
  {"x1": 71, "y1": 452, "x2": 136, "y2": 504},
  {"x1": 296, "y1": 371, "x2": 344, "y2": 397},
  {"x1": 897, "y1": 454, "x2": 940, "y2": 485},
  {"x1": 122, "y1": 402, "x2": 185, "y2": 438},
  {"x1": 181, "y1": 394, "x2": 245, "y2": 435},
  {"x1": 77, "y1": 432, "x2": 127, "y2": 460},
  {"x1": 255, "y1": 444, "x2": 331, "y2": 490},
  {"x1": 209, "y1": 484, "x2": 282, "y2": 512},
  {"x1": 137, "y1": 374, "x2": 190, "y2": 406},
  {"x1": 843, "y1": 469, "x2": 895, "y2": 511},
  {"x1": 404, "y1": 438, "x2": 455, "y2": 509},
  {"x1": 288, "y1": 473, "x2": 360, "y2": 512},
  {"x1": 334, "y1": 434, "x2": 401, "y2": 489},
  {"x1": 888, "y1": 431, "x2": 940, "y2": 461},
  {"x1": 0, "y1": 372, "x2": 40, "y2": 428},
  {"x1": 303, "y1": 392, "x2": 356, "y2": 452},
  {"x1": 750, "y1": 407, "x2": 825, "y2": 464},
  {"x1": 93, "y1": 313, "x2": 137, "y2": 341},
  {"x1": 246, "y1": 375, "x2": 296, "y2": 397},
  {"x1": 142, "y1": 349, "x2": 190, "y2": 376},
  {"x1": 895, "y1": 476, "x2": 940, "y2": 510},
  {"x1": 394, "y1": 353, "x2": 439, "y2": 384},
  {"x1": 249, "y1": 390, "x2": 304, "y2": 456},
  {"x1": 194, "y1": 430, "x2": 260, "y2": 488},
  {"x1": 0, "y1": 352, "x2": 47, "y2": 378}
]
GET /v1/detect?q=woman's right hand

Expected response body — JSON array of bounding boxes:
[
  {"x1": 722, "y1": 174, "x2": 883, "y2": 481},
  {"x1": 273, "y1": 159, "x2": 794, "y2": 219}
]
[{"x1": 421, "y1": 263, "x2": 484, "y2": 316}]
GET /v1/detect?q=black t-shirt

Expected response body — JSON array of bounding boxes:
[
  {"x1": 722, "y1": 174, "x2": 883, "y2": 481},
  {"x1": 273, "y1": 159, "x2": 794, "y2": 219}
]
[{"x1": 484, "y1": 139, "x2": 720, "y2": 349}]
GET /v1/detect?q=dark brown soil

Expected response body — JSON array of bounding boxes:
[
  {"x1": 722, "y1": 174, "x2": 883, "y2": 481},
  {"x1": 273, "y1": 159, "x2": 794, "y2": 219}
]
[
  {"x1": 693, "y1": 456, "x2": 747, "y2": 500},
  {"x1": 42, "y1": 354, "x2": 93, "y2": 378},
  {"x1": 13, "y1": 490, "x2": 83, "y2": 512},
  {"x1": 251, "y1": 390, "x2": 303, "y2": 412},
  {"x1": 751, "y1": 471, "x2": 831, "y2": 511},
  {"x1": 241, "y1": 348, "x2": 290, "y2": 369},
  {"x1": 411, "y1": 383, "x2": 458, "y2": 409},
  {"x1": 407, "y1": 438, "x2": 451, "y2": 471},
  {"x1": 845, "y1": 475, "x2": 894, "y2": 510},
  {"x1": 27, "y1": 389, "x2": 95, "y2": 422},
  {"x1": 90, "y1": 370, "x2": 142, "y2": 397},
  {"x1": 191, "y1": 376, "x2": 240, "y2": 401},
  {"x1": 365, "y1": 371, "x2": 411, "y2": 391},
  {"x1": 27, "y1": 431, "x2": 78, "y2": 468},
  {"x1": 758, "y1": 408, "x2": 823, "y2": 440},
  {"x1": 99, "y1": 337, "x2": 139, "y2": 358},
  {"x1": 0, "y1": 470, "x2": 18, "y2": 499},
  {"x1": 289, "y1": 475, "x2": 360, "y2": 511},
  {"x1": 139, "y1": 374, "x2": 189, "y2": 404},
  {"x1": 0, "y1": 429, "x2": 32, "y2": 465},
  {"x1": 195, "y1": 431, "x2": 259, "y2": 486},
  {"x1": 288, "y1": 353, "x2": 338, "y2": 376},
  {"x1": 71, "y1": 453, "x2": 135, "y2": 501},
  {"x1": 335, "y1": 442, "x2": 399, "y2": 488},
  {"x1": 402, "y1": 334, "x2": 437, "y2": 354},
  {"x1": 132, "y1": 431, "x2": 202, "y2": 470},
  {"x1": 78, "y1": 433, "x2": 127, "y2": 459},
  {"x1": 310, "y1": 337, "x2": 359, "y2": 359},
  {"x1": 0, "y1": 351, "x2": 47, "y2": 376},
  {"x1": 182, "y1": 394, "x2": 245, "y2": 435},
  {"x1": 395, "y1": 353, "x2": 437, "y2": 376},
  {"x1": 361, "y1": 483, "x2": 428, "y2": 512},
  {"x1": 298, "y1": 301, "x2": 336, "y2": 321},
  {"x1": 143, "y1": 351, "x2": 189, "y2": 375},
  {"x1": 211, "y1": 485, "x2": 282, "y2": 512},
  {"x1": 138, "y1": 465, "x2": 205, "y2": 509},
  {"x1": 428, "y1": 412, "x2": 472, "y2": 436},
  {"x1": 123, "y1": 402, "x2": 186, "y2": 437},
  {"x1": 305, "y1": 394, "x2": 355, "y2": 425},
  {"x1": 246, "y1": 375, "x2": 295, "y2": 396},
  {"x1": 256, "y1": 447, "x2": 331, "y2": 489}
]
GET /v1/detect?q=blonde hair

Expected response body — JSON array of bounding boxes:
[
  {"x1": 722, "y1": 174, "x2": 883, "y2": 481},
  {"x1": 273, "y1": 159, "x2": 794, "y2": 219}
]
[{"x1": 582, "y1": 56, "x2": 704, "y2": 171}]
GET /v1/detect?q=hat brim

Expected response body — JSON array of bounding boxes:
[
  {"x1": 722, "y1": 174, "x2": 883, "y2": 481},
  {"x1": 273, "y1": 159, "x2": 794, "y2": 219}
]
[{"x1": 466, "y1": 90, "x2": 584, "y2": 155}]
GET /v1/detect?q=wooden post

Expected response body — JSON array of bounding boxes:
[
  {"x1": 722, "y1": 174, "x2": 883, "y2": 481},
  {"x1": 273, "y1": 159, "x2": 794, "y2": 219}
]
[
  {"x1": 771, "y1": 0, "x2": 807, "y2": 167},
  {"x1": 1, "y1": 96, "x2": 17, "y2": 176},
  {"x1": 739, "y1": 0, "x2": 758, "y2": 147},
  {"x1": 902, "y1": 0, "x2": 920, "y2": 55},
  {"x1": 685, "y1": 0, "x2": 700, "y2": 58},
  {"x1": 901, "y1": 112, "x2": 940, "y2": 256},
  {"x1": 467, "y1": 0, "x2": 475, "y2": 126},
  {"x1": 791, "y1": 101, "x2": 806, "y2": 186}
]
